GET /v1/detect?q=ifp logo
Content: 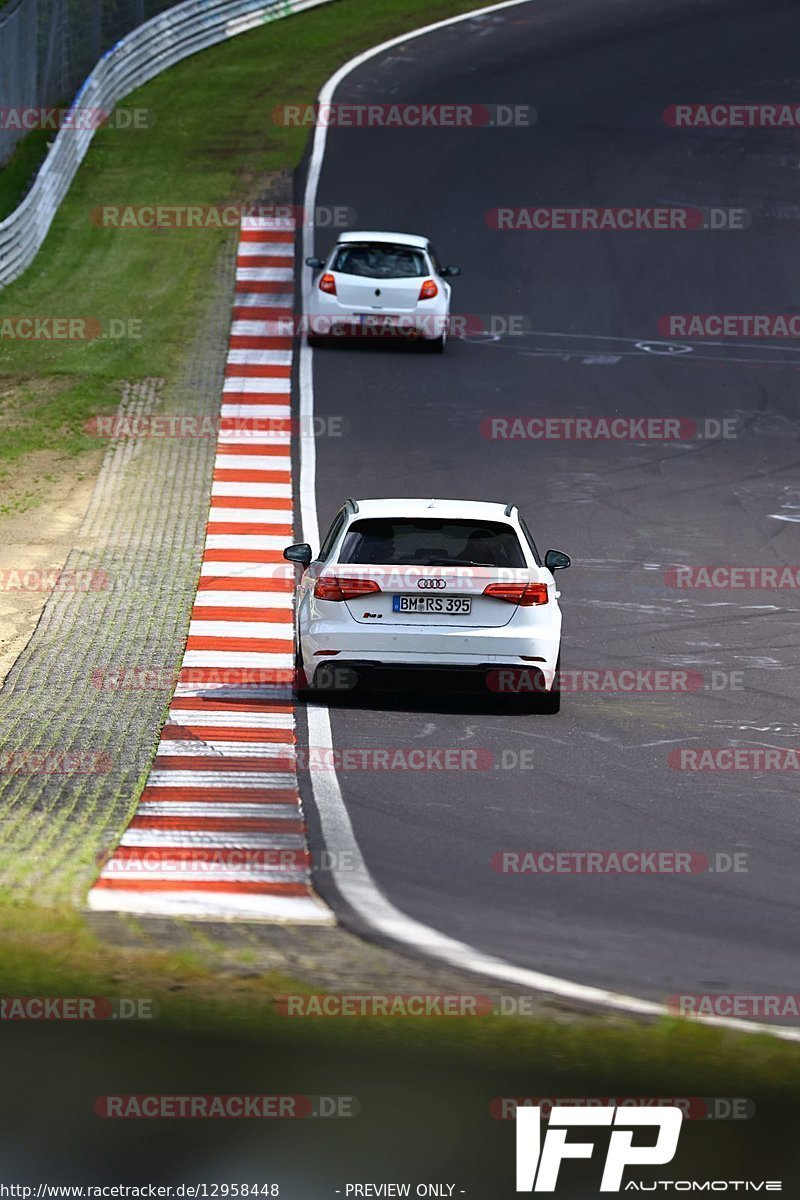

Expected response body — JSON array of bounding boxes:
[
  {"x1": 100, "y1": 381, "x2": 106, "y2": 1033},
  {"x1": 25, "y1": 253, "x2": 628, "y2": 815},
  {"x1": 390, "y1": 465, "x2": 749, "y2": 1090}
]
[{"x1": 516, "y1": 1104, "x2": 682, "y2": 1191}]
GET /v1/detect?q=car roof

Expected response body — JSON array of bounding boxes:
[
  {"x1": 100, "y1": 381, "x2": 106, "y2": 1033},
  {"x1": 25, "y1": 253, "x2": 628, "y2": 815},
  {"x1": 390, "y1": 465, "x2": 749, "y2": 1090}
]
[
  {"x1": 344, "y1": 498, "x2": 515, "y2": 521},
  {"x1": 334, "y1": 231, "x2": 429, "y2": 249}
]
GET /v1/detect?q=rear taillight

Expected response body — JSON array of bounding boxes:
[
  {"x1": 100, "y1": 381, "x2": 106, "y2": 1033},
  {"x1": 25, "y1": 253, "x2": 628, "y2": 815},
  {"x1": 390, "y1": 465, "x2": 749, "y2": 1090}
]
[
  {"x1": 314, "y1": 577, "x2": 381, "y2": 602},
  {"x1": 483, "y1": 582, "x2": 548, "y2": 606},
  {"x1": 319, "y1": 273, "x2": 337, "y2": 295},
  {"x1": 418, "y1": 279, "x2": 438, "y2": 300}
]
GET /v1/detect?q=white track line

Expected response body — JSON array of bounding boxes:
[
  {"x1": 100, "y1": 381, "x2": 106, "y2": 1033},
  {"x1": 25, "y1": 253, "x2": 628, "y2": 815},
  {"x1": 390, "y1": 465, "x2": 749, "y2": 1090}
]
[
  {"x1": 89, "y1": 890, "x2": 324, "y2": 921},
  {"x1": 298, "y1": 0, "x2": 800, "y2": 1041}
]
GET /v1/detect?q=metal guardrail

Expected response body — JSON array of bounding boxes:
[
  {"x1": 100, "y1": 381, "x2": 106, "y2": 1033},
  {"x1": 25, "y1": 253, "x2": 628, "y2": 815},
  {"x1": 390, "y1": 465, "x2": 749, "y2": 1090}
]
[{"x1": 0, "y1": 0, "x2": 334, "y2": 289}]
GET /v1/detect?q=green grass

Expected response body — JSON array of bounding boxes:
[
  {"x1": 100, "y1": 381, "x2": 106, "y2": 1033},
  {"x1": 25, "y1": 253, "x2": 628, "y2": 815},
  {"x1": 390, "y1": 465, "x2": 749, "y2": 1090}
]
[
  {"x1": 0, "y1": 375, "x2": 111, "y2": 466},
  {"x1": 0, "y1": 0, "x2": 493, "y2": 473},
  {"x1": 2, "y1": 902, "x2": 800, "y2": 1091},
  {"x1": 1, "y1": 905, "x2": 796, "y2": 1183}
]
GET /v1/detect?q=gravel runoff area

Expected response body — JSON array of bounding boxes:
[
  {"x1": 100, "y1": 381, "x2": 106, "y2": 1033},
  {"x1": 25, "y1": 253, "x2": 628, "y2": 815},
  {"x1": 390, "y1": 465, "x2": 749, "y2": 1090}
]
[
  {"x1": 0, "y1": 236, "x2": 238, "y2": 907},
  {"x1": 86, "y1": 910, "x2": 621, "y2": 1024}
]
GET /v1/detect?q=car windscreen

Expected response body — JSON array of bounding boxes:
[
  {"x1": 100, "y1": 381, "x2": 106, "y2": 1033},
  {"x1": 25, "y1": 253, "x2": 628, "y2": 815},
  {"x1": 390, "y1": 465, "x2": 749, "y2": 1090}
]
[
  {"x1": 338, "y1": 519, "x2": 527, "y2": 567},
  {"x1": 330, "y1": 244, "x2": 428, "y2": 279}
]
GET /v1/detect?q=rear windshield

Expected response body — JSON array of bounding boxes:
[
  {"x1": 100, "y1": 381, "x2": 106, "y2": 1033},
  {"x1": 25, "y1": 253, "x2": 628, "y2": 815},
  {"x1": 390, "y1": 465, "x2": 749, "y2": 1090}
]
[
  {"x1": 330, "y1": 243, "x2": 428, "y2": 279},
  {"x1": 338, "y1": 519, "x2": 526, "y2": 568}
]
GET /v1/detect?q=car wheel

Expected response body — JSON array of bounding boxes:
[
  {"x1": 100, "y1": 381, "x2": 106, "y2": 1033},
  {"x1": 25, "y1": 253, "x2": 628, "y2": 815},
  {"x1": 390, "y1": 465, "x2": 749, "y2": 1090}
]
[
  {"x1": 535, "y1": 652, "x2": 561, "y2": 715},
  {"x1": 307, "y1": 334, "x2": 326, "y2": 349},
  {"x1": 294, "y1": 640, "x2": 310, "y2": 695},
  {"x1": 420, "y1": 333, "x2": 446, "y2": 354}
]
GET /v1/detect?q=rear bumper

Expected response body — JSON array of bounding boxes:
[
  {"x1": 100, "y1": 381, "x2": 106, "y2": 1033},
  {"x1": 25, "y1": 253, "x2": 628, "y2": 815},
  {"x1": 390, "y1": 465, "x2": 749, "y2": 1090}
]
[
  {"x1": 307, "y1": 303, "x2": 448, "y2": 341},
  {"x1": 301, "y1": 642, "x2": 560, "y2": 691},
  {"x1": 310, "y1": 657, "x2": 558, "y2": 695}
]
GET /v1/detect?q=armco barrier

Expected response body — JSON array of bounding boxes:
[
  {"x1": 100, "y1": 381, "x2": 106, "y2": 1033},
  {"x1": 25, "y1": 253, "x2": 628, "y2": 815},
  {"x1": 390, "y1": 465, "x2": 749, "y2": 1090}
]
[{"x1": 0, "y1": 0, "x2": 335, "y2": 289}]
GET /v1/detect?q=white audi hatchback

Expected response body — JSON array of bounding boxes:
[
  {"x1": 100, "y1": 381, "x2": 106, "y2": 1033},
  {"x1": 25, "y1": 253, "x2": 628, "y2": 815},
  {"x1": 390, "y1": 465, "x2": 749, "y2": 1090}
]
[
  {"x1": 283, "y1": 498, "x2": 570, "y2": 711},
  {"x1": 304, "y1": 231, "x2": 460, "y2": 352}
]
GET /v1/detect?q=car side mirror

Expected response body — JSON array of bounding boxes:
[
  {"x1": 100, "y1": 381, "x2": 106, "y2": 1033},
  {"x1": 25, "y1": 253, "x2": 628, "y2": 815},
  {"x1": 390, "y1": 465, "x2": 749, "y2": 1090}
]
[
  {"x1": 305, "y1": 256, "x2": 325, "y2": 269},
  {"x1": 544, "y1": 549, "x2": 571, "y2": 571},
  {"x1": 441, "y1": 265, "x2": 461, "y2": 277},
  {"x1": 283, "y1": 543, "x2": 313, "y2": 566}
]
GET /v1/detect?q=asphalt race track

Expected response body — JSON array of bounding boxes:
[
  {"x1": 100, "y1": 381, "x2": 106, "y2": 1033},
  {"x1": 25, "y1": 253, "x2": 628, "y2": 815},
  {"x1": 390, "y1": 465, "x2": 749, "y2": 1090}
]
[{"x1": 301, "y1": 0, "x2": 800, "y2": 1008}]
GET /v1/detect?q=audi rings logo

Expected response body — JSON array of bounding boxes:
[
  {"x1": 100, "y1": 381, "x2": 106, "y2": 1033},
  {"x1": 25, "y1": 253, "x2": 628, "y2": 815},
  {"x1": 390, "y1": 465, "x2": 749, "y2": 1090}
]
[{"x1": 418, "y1": 577, "x2": 447, "y2": 590}]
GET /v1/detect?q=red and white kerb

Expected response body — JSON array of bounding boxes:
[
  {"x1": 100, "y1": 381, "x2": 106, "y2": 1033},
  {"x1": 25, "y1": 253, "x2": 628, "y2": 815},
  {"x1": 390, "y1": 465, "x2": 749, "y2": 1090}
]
[{"x1": 89, "y1": 216, "x2": 331, "y2": 922}]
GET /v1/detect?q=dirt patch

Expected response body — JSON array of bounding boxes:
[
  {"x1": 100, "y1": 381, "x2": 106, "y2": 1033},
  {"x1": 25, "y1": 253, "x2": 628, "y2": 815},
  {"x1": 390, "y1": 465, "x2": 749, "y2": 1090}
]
[
  {"x1": 0, "y1": 374, "x2": 72, "y2": 432},
  {"x1": 0, "y1": 448, "x2": 104, "y2": 685}
]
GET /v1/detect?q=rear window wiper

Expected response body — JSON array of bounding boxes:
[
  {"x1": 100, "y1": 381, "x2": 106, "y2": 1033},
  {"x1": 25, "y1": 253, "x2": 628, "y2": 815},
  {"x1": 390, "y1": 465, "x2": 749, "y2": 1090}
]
[{"x1": 418, "y1": 557, "x2": 487, "y2": 567}]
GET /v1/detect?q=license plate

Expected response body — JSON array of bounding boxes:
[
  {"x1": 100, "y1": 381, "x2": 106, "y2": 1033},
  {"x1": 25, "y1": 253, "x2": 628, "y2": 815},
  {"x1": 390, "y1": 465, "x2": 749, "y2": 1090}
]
[{"x1": 392, "y1": 595, "x2": 472, "y2": 615}]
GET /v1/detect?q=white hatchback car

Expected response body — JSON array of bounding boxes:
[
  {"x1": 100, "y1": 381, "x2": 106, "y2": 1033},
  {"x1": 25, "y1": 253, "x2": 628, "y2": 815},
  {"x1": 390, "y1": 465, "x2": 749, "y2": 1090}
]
[
  {"x1": 304, "y1": 231, "x2": 460, "y2": 353},
  {"x1": 283, "y1": 498, "x2": 570, "y2": 711}
]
